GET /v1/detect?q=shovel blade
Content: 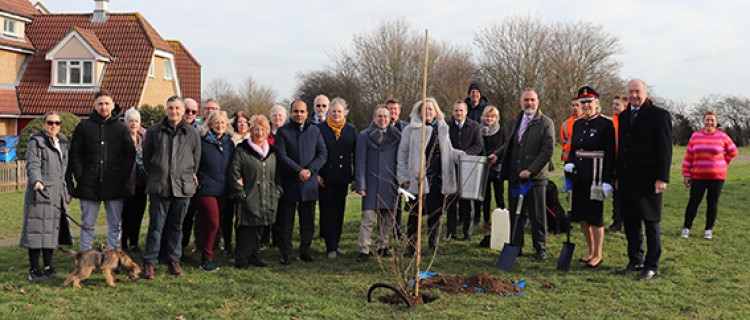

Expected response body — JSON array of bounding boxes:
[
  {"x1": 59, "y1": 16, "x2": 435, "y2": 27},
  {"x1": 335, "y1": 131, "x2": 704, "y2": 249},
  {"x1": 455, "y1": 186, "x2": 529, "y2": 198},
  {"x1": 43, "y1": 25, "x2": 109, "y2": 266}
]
[
  {"x1": 556, "y1": 242, "x2": 576, "y2": 271},
  {"x1": 495, "y1": 244, "x2": 521, "y2": 270}
]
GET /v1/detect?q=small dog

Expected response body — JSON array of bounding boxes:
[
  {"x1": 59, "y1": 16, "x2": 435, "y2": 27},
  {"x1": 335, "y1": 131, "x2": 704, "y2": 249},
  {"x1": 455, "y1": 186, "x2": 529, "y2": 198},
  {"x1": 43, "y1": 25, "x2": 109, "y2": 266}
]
[{"x1": 59, "y1": 246, "x2": 141, "y2": 288}]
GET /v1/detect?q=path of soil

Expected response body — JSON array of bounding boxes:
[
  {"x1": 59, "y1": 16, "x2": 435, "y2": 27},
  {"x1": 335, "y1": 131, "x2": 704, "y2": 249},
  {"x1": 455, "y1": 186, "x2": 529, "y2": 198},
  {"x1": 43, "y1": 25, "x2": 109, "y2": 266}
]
[{"x1": 375, "y1": 273, "x2": 522, "y2": 306}]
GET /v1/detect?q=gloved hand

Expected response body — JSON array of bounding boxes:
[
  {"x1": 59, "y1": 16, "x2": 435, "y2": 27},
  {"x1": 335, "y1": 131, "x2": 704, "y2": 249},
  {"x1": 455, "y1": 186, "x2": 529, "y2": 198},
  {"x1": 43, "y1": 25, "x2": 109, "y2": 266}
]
[
  {"x1": 603, "y1": 183, "x2": 613, "y2": 198},
  {"x1": 564, "y1": 163, "x2": 575, "y2": 173}
]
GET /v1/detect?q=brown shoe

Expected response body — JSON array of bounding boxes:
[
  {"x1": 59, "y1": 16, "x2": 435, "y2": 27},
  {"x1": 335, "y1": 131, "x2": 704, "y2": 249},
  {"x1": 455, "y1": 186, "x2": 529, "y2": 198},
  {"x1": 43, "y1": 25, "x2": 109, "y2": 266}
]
[
  {"x1": 168, "y1": 260, "x2": 184, "y2": 276},
  {"x1": 143, "y1": 262, "x2": 155, "y2": 280}
]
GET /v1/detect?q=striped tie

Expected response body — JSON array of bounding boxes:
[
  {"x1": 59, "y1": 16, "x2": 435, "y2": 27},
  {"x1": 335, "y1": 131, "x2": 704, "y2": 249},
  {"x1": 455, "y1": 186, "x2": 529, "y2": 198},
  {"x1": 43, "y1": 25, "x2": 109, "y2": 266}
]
[{"x1": 518, "y1": 116, "x2": 530, "y2": 143}]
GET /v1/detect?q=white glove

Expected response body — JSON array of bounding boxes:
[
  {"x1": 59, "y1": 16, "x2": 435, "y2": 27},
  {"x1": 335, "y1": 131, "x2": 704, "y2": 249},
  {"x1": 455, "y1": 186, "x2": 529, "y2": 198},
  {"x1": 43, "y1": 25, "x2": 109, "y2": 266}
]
[
  {"x1": 564, "y1": 163, "x2": 575, "y2": 173},
  {"x1": 398, "y1": 187, "x2": 416, "y2": 202},
  {"x1": 602, "y1": 183, "x2": 613, "y2": 198}
]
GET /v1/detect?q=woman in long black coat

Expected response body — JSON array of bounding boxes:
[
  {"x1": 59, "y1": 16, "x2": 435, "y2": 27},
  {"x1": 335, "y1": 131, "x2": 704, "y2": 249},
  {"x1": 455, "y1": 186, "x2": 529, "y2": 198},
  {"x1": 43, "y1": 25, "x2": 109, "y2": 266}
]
[
  {"x1": 317, "y1": 98, "x2": 357, "y2": 258},
  {"x1": 20, "y1": 112, "x2": 73, "y2": 280}
]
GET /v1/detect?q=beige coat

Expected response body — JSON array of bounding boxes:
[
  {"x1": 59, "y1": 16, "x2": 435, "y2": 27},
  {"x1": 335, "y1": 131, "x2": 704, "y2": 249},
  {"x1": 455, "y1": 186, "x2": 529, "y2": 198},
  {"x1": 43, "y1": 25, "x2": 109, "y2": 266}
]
[{"x1": 397, "y1": 117, "x2": 464, "y2": 195}]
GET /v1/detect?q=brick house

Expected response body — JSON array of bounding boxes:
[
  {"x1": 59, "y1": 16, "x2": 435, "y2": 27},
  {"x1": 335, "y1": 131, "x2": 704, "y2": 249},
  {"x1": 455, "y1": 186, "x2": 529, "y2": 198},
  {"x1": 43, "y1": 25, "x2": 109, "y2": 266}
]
[{"x1": 0, "y1": 0, "x2": 200, "y2": 135}]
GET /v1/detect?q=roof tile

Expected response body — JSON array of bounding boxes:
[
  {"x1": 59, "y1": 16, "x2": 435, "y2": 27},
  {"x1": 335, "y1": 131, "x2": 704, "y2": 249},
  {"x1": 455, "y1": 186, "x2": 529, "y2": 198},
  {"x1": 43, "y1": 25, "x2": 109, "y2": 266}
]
[{"x1": 0, "y1": 0, "x2": 38, "y2": 19}]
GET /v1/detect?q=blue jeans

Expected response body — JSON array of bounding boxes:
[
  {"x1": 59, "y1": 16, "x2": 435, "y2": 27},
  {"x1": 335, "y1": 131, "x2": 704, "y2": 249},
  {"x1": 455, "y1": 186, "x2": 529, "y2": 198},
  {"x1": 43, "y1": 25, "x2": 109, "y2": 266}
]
[{"x1": 143, "y1": 195, "x2": 190, "y2": 265}]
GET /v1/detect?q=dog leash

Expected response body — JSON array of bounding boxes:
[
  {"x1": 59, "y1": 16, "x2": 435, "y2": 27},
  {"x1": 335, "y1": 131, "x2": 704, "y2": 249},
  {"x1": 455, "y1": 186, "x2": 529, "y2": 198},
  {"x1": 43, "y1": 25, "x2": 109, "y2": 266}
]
[{"x1": 64, "y1": 211, "x2": 104, "y2": 248}]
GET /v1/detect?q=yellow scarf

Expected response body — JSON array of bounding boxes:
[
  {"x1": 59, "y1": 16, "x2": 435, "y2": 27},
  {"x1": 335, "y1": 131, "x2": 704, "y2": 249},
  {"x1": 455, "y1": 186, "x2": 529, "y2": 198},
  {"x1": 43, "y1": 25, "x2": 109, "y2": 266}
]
[{"x1": 327, "y1": 117, "x2": 346, "y2": 140}]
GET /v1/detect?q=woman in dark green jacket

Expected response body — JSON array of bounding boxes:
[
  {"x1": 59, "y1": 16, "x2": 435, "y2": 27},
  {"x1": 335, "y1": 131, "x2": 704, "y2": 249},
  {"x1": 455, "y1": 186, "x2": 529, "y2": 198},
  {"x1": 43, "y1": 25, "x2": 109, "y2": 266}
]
[{"x1": 229, "y1": 115, "x2": 282, "y2": 269}]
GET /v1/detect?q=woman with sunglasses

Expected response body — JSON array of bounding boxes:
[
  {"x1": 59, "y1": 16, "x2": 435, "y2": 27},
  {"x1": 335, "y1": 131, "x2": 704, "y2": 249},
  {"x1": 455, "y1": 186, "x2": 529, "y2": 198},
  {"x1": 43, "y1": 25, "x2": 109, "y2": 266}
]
[{"x1": 20, "y1": 112, "x2": 74, "y2": 280}]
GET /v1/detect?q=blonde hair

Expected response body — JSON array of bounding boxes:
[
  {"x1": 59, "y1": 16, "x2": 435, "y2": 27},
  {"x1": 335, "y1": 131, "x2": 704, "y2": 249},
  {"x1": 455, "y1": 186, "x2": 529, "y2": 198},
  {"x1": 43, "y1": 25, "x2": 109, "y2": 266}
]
[
  {"x1": 409, "y1": 97, "x2": 444, "y2": 121},
  {"x1": 482, "y1": 105, "x2": 499, "y2": 118}
]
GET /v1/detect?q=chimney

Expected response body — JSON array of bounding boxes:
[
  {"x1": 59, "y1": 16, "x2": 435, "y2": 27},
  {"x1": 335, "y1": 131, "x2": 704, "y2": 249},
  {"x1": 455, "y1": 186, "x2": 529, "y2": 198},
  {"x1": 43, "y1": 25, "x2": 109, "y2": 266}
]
[{"x1": 91, "y1": 0, "x2": 109, "y2": 23}]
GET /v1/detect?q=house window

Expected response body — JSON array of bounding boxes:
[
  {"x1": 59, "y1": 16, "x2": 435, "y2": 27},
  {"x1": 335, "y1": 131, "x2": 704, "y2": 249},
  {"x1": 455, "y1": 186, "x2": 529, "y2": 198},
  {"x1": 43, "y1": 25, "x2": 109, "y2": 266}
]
[
  {"x1": 148, "y1": 60, "x2": 154, "y2": 77},
  {"x1": 163, "y1": 58, "x2": 173, "y2": 80},
  {"x1": 3, "y1": 19, "x2": 17, "y2": 36},
  {"x1": 55, "y1": 60, "x2": 94, "y2": 86}
]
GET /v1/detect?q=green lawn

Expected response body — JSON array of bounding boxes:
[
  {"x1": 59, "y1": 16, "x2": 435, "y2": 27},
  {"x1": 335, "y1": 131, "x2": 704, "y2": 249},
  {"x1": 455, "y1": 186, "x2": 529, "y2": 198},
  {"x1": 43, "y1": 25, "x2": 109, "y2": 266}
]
[{"x1": 0, "y1": 146, "x2": 748, "y2": 319}]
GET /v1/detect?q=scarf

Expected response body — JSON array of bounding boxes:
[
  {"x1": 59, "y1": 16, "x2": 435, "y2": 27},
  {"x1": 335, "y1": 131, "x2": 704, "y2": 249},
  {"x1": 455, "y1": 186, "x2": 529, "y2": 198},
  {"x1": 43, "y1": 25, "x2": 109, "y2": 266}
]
[
  {"x1": 249, "y1": 139, "x2": 269, "y2": 158},
  {"x1": 327, "y1": 117, "x2": 346, "y2": 139},
  {"x1": 481, "y1": 121, "x2": 500, "y2": 137}
]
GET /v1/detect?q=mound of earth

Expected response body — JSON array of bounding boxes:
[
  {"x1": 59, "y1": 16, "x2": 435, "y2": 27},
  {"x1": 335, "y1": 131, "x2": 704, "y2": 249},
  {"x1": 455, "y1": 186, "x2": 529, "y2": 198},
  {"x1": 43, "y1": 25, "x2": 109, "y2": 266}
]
[{"x1": 420, "y1": 273, "x2": 522, "y2": 295}]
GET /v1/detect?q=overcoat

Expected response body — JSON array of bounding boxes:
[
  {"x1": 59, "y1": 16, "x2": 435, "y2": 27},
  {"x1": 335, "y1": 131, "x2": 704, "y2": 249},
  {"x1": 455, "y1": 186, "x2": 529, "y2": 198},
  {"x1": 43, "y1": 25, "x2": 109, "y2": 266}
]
[
  {"x1": 275, "y1": 121, "x2": 328, "y2": 202},
  {"x1": 229, "y1": 141, "x2": 282, "y2": 226},
  {"x1": 448, "y1": 117, "x2": 482, "y2": 155},
  {"x1": 397, "y1": 117, "x2": 464, "y2": 195},
  {"x1": 68, "y1": 105, "x2": 135, "y2": 200},
  {"x1": 317, "y1": 121, "x2": 357, "y2": 184},
  {"x1": 495, "y1": 110, "x2": 555, "y2": 184},
  {"x1": 20, "y1": 130, "x2": 74, "y2": 248},
  {"x1": 616, "y1": 100, "x2": 672, "y2": 221},
  {"x1": 355, "y1": 122, "x2": 401, "y2": 210}
]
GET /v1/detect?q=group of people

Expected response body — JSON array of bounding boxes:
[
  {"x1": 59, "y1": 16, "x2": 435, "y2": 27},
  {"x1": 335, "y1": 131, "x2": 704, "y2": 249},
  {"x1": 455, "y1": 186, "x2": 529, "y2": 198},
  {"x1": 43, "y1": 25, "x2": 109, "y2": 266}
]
[{"x1": 19, "y1": 78, "x2": 737, "y2": 282}]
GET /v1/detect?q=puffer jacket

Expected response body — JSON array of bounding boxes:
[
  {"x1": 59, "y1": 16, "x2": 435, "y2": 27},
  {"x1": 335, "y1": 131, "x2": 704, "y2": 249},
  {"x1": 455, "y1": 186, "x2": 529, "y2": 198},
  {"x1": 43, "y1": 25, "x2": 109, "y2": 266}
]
[
  {"x1": 194, "y1": 131, "x2": 235, "y2": 197},
  {"x1": 20, "y1": 130, "x2": 73, "y2": 248},
  {"x1": 68, "y1": 105, "x2": 136, "y2": 200},
  {"x1": 229, "y1": 141, "x2": 282, "y2": 226}
]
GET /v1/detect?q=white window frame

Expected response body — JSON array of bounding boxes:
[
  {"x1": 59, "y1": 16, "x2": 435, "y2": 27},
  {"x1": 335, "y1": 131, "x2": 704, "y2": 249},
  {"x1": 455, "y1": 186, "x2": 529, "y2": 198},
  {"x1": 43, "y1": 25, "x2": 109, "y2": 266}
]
[
  {"x1": 148, "y1": 59, "x2": 154, "y2": 77},
  {"x1": 54, "y1": 59, "x2": 95, "y2": 86},
  {"x1": 163, "y1": 58, "x2": 173, "y2": 80},
  {"x1": 3, "y1": 19, "x2": 17, "y2": 37}
]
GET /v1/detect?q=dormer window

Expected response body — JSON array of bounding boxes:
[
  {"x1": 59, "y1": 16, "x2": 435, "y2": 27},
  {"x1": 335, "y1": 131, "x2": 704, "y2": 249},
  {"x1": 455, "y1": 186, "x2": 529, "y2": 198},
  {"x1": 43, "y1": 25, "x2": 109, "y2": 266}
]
[
  {"x1": 164, "y1": 57, "x2": 173, "y2": 80},
  {"x1": 3, "y1": 19, "x2": 18, "y2": 37},
  {"x1": 56, "y1": 60, "x2": 94, "y2": 86}
]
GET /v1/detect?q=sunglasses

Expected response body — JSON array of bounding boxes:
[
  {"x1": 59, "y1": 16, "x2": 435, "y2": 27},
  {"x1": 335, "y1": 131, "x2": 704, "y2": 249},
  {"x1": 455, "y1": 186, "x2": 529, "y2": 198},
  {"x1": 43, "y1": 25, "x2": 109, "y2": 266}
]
[
  {"x1": 45, "y1": 121, "x2": 62, "y2": 126},
  {"x1": 316, "y1": 104, "x2": 328, "y2": 108},
  {"x1": 186, "y1": 109, "x2": 198, "y2": 115}
]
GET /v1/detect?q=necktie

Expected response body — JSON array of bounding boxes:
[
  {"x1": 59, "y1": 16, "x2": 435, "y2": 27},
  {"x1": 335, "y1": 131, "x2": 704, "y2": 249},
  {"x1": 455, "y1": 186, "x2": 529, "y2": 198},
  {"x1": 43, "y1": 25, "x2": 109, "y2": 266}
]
[
  {"x1": 630, "y1": 108, "x2": 639, "y2": 125},
  {"x1": 518, "y1": 116, "x2": 530, "y2": 143}
]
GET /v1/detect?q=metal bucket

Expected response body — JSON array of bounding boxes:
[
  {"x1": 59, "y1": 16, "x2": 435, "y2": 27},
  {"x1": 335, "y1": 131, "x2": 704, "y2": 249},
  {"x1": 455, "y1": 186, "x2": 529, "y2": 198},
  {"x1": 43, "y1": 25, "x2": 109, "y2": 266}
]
[{"x1": 457, "y1": 154, "x2": 490, "y2": 201}]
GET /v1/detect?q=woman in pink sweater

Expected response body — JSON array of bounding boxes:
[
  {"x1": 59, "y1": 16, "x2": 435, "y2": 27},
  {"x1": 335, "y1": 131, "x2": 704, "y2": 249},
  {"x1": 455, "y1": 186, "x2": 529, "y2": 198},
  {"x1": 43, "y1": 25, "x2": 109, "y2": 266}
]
[{"x1": 681, "y1": 111, "x2": 738, "y2": 239}]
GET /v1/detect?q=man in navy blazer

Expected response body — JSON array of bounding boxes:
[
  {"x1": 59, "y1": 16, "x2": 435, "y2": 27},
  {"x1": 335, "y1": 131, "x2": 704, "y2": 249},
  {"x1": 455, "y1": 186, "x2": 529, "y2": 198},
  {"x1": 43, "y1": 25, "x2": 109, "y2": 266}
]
[
  {"x1": 615, "y1": 79, "x2": 672, "y2": 280},
  {"x1": 274, "y1": 100, "x2": 328, "y2": 265}
]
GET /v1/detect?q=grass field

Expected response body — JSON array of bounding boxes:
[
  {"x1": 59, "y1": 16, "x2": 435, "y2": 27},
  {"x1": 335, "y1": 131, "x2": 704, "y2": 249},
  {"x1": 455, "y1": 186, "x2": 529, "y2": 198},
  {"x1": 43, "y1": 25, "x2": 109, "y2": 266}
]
[{"x1": 0, "y1": 146, "x2": 748, "y2": 319}]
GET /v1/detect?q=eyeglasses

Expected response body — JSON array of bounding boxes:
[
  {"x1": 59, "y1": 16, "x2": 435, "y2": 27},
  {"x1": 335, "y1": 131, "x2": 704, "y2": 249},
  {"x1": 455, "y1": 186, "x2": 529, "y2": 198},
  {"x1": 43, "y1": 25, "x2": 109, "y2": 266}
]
[
  {"x1": 316, "y1": 104, "x2": 328, "y2": 108},
  {"x1": 186, "y1": 109, "x2": 198, "y2": 115},
  {"x1": 45, "y1": 121, "x2": 62, "y2": 126}
]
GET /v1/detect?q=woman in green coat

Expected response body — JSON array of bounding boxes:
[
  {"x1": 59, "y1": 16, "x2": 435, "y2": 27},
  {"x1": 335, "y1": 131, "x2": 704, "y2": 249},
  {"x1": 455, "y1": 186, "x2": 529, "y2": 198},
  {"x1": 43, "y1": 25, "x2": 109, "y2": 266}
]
[{"x1": 229, "y1": 115, "x2": 282, "y2": 269}]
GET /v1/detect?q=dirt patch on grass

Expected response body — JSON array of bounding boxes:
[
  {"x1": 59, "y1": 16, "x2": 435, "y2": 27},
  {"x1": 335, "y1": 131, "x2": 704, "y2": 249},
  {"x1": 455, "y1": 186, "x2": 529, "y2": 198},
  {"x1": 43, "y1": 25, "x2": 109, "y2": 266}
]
[{"x1": 419, "y1": 273, "x2": 522, "y2": 295}]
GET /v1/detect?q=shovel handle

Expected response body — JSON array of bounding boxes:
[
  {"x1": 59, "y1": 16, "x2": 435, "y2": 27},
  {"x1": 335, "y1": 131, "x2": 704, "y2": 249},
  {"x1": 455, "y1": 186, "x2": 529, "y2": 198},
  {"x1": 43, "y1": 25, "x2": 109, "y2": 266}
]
[{"x1": 510, "y1": 194, "x2": 524, "y2": 243}]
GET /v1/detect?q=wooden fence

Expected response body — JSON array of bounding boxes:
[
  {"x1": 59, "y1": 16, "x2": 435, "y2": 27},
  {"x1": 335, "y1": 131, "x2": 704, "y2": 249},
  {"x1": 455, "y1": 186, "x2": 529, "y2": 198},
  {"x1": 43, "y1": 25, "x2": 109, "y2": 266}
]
[{"x1": 0, "y1": 161, "x2": 26, "y2": 192}]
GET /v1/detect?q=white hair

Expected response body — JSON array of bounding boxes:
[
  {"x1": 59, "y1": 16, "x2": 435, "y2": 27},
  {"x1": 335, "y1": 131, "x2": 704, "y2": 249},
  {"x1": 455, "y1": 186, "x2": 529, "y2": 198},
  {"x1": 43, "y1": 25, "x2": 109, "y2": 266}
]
[{"x1": 124, "y1": 108, "x2": 141, "y2": 122}]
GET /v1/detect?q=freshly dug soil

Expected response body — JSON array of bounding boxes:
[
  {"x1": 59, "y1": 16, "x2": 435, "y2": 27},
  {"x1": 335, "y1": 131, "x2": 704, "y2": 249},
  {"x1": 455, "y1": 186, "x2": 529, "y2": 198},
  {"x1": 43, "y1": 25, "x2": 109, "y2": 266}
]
[{"x1": 420, "y1": 273, "x2": 521, "y2": 295}]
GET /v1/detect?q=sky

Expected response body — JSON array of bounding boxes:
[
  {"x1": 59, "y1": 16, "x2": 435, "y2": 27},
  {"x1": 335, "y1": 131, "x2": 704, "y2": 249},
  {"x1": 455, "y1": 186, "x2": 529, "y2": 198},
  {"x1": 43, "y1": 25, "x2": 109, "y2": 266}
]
[{"x1": 42, "y1": 0, "x2": 750, "y2": 106}]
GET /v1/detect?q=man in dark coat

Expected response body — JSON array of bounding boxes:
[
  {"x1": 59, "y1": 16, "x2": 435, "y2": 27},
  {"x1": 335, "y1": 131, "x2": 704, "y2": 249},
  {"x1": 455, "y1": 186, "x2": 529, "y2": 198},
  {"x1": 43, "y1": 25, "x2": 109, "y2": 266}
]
[
  {"x1": 141, "y1": 96, "x2": 202, "y2": 279},
  {"x1": 275, "y1": 100, "x2": 328, "y2": 265},
  {"x1": 386, "y1": 98, "x2": 407, "y2": 240},
  {"x1": 445, "y1": 101, "x2": 482, "y2": 241},
  {"x1": 490, "y1": 89, "x2": 555, "y2": 260},
  {"x1": 68, "y1": 90, "x2": 135, "y2": 251},
  {"x1": 354, "y1": 105, "x2": 402, "y2": 262},
  {"x1": 615, "y1": 79, "x2": 672, "y2": 280},
  {"x1": 464, "y1": 81, "x2": 489, "y2": 124},
  {"x1": 308, "y1": 95, "x2": 329, "y2": 124}
]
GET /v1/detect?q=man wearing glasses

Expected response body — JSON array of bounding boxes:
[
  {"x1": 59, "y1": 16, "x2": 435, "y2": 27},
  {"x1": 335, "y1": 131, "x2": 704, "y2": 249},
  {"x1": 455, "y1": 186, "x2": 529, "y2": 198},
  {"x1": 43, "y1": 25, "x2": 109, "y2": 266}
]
[
  {"x1": 68, "y1": 90, "x2": 136, "y2": 252},
  {"x1": 309, "y1": 95, "x2": 329, "y2": 123},
  {"x1": 183, "y1": 98, "x2": 199, "y2": 128}
]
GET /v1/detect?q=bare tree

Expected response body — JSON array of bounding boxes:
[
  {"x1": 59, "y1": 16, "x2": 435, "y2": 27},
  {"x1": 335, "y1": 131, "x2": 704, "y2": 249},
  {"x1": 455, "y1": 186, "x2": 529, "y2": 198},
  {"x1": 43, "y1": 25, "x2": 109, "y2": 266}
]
[
  {"x1": 238, "y1": 76, "x2": 278, "y2": 116},
  {"x1": 297, "y1": 17, "x2": 476, "y2": 129},
  {"x1": 475, "y1": 14, "x2": 625, "y2": 129},
  {"x1": 202, "y1": 77, "x2": 242, "y2": 113}
]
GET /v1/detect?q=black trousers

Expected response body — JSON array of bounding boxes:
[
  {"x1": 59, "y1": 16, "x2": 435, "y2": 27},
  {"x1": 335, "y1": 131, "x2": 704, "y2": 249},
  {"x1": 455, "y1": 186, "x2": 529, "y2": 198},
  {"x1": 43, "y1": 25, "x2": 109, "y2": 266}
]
[
  {"x1": 122, "y1": 184, "x2": 147, "y2": 249},
  {"x1": 406, "y1": 185, "x2": 444, "y2": 251},
  {"x1": 482, "y1": 177, "x2": 505, "y2": 222},
  {"x1": 683, "y1": 179, "x2": 724, "y2": 230},
  {"x1": 446, "y1": 197, "x2": 476, "y2": 237},
  {"x1": 221, "y1": 199, "x2": 234, "y2": 250},
  {"x1": 610, "y1": 190, "x2": 622, "y2": 227},
  {"x1": 319, "y1": 183, "x2": 348, "y2": 253},
  {"x1": 624, "y1": 218, "x2": 661, "y2": 271},
  {"x1": 181, "y1": 202, "x2": 198, "y2": 250},
  {"x1": 235, "y1": 225, "x2": 264, "y2": 265},
  {"x1": 274, "y1": 201, "x2": 315, "y2": 258},
  {"x1": 507, "y1": 181, "x2": 547, "y2": 252}
]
